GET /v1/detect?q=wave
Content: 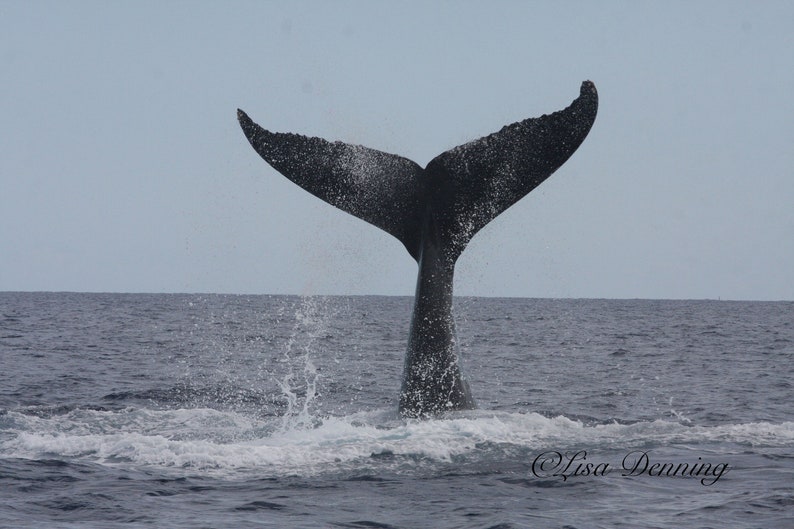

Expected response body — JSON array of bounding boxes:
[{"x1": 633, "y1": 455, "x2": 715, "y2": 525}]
[{"x1": 2, "y1": 406, "x2": 793, "y2": 478}]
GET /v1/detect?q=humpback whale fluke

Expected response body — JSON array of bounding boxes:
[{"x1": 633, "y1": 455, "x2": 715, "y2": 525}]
[{"x1": 238, "y1": 81, "x2": 598, "y2": 417}]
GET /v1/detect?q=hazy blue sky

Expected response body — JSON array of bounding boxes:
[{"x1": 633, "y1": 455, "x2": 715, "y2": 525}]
[{"x1": 2, "y1": 1, "x2": 792, "y2": 300}]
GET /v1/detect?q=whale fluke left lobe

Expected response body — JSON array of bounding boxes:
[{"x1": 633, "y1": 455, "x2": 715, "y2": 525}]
[{"x1": 237, "y1": 109, "x2": 425, "y2": 260}]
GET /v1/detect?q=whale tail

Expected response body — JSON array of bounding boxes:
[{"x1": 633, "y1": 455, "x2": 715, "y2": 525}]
[
  {"x1": 239, "y1": 82, "x2": 598, "y2": 417},
  {"x1": 237, "y1": 81, "x2": 598, "y2": 263}
]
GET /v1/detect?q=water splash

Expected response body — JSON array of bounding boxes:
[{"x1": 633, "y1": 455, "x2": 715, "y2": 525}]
[
  {"x1": 275, "y1": 296, "x2": 327, "y2": 431},
  {"x1": 668, "y1": 396, "x2": 693, "y2": 424}
]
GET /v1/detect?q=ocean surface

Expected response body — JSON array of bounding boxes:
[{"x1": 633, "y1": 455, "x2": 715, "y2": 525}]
[{"x1": 1, "y1": 292, "x2": 792, "y2": 528}]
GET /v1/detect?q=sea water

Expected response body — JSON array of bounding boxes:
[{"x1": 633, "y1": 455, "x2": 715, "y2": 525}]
[{"x1": 1, "y1": 293, "x2": 792, "y2": 528}]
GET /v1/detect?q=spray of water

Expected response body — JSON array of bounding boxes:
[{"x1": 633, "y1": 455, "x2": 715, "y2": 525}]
[{"x1": 275, "y1": 296, "x2": 327, "y2": 431}]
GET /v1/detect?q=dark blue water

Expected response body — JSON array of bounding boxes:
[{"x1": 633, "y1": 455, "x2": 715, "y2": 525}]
[{"x1": 1, "y1": 293, "x2": 793, "y2": 528}]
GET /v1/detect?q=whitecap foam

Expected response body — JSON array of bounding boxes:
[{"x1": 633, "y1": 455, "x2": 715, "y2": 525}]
[{"x1": 3, "y1": 406, "x2": 793, "y2": 477}]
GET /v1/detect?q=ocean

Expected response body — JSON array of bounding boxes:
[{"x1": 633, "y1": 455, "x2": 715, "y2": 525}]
[{"x1": 1, "y1": 292, "x2": 792, "y2": 528}]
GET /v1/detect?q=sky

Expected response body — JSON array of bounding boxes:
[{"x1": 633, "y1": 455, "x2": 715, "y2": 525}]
[{"x1": 1, "y1": 1, "x2": 792, "y2": 300}]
